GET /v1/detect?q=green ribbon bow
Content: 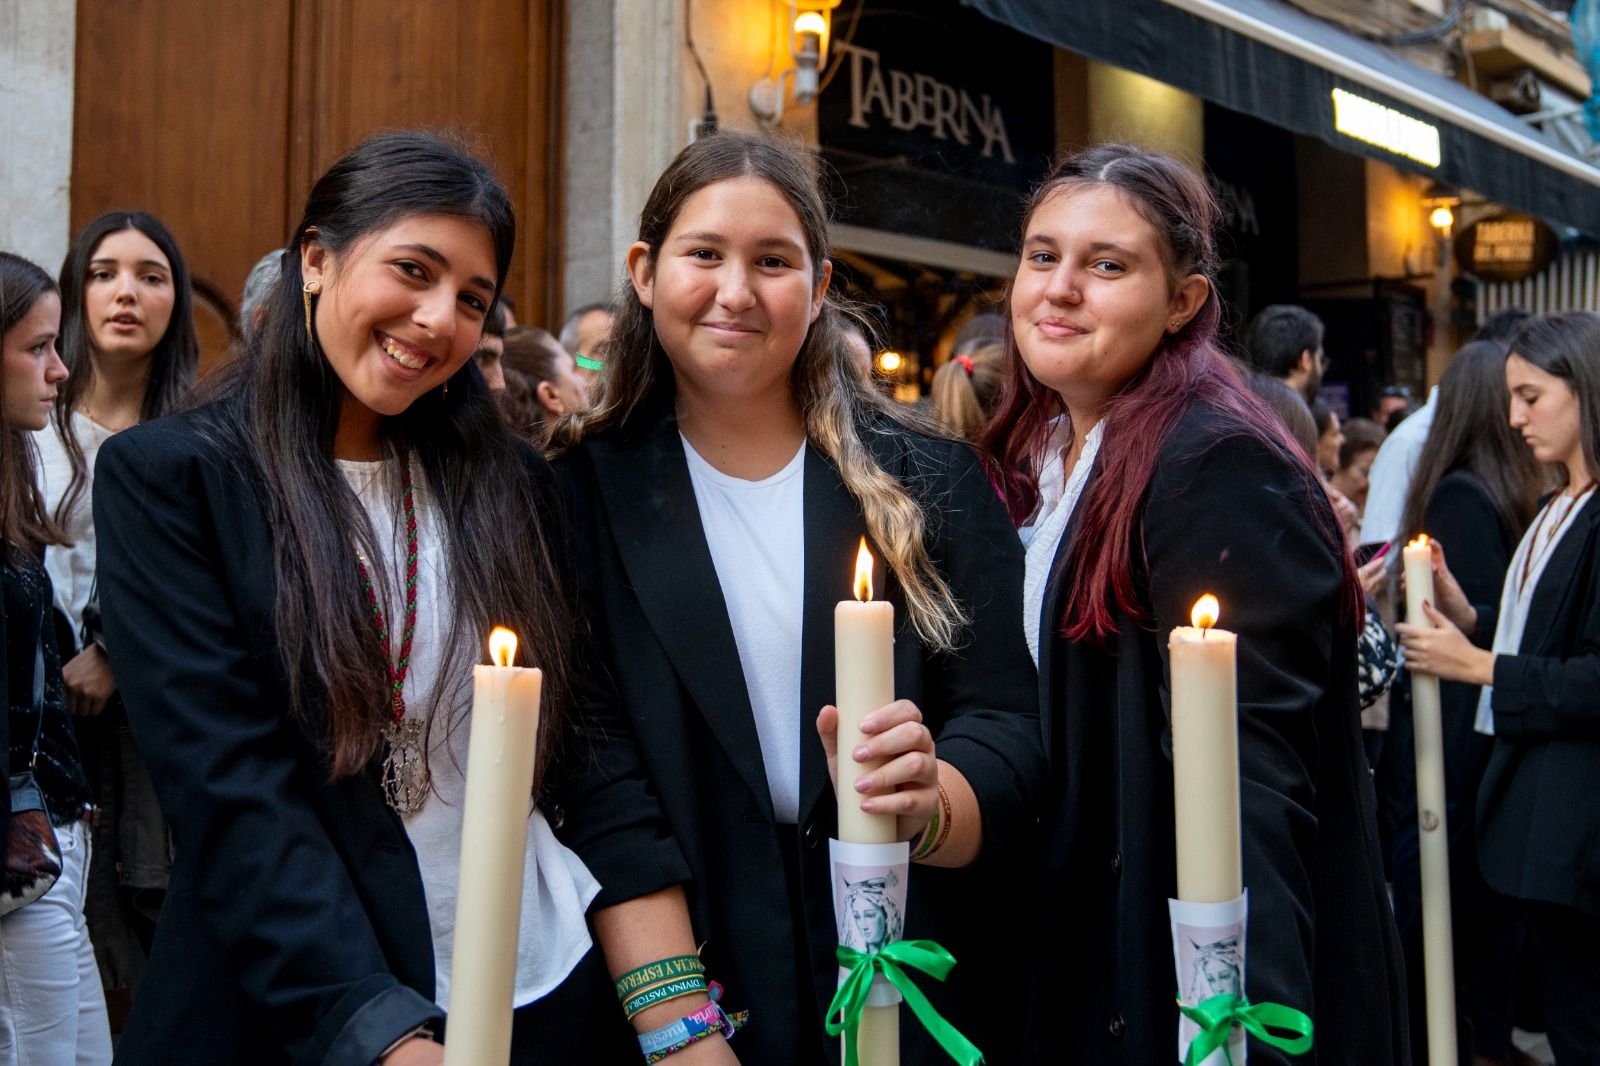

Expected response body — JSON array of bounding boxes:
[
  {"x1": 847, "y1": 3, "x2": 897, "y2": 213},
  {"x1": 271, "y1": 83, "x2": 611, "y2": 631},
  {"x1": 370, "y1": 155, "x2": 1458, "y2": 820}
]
[
  {"x1": 825, "y1": 940, "x2": 983, "y2": 1066},
  {"x1": 1177, "y1": 993, "x2": 1314, "y2": 1065}
]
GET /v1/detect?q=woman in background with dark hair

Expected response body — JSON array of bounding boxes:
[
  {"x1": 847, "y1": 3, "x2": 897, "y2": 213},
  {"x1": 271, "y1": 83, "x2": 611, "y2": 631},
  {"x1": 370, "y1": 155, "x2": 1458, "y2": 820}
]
[
  {"x1": 93, "y1": 131, "x2": 705, "y2": 1065},
  {"x1": 0, "y1": 251, "x2": 110, "y2": 1063},
  {"x1": 1401, "y1": 312, "x2": 1600, "y2": 1065},
  {"x1": 35, "y1": 211, "x2": 199, "y2": 994},
  {"x1": 1390, "y1": 339, "x2": 1543, "y2": 1064},
  {"x1": 929, "y1": 341, "x2": 1004, "y2": 442},
  {"x1": 981, "y1": 144, "x2": 1406, "y2": 1063}
]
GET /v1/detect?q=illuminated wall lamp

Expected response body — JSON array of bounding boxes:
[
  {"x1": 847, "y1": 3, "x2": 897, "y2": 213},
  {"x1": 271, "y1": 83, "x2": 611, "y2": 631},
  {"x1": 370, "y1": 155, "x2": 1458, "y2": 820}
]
[
  {"x1": 750, "y1": 0, "x2": 840, "y2": 126},
  {"x1": 875, "y1": 349, "x2": 904, "y2": 375},
  {"x1": 1429, "y1": 205, "x2": 1455, "y2": 240}
]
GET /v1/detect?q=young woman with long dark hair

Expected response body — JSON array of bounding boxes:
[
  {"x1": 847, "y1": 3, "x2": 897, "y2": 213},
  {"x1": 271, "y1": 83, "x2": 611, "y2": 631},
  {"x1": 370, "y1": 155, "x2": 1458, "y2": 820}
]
[
  {"x1": 1400, "y1": 312, "x2": 1600, "y2": 1064},
  {"x1": 1389, "y1": 338, "x2": 1543, "y2": 1062},
  {"x1": 0, "y1": 252, "x2": 110, "y2": 1062},
  {"x1": 548, "y1": 131, "x2": 1045, "y2": 1064},
  {"x1": 93, "y1": 132, "x2": 713, "y2": 1066},
  {"x1": 34, "y1": 212, "x2": 199, "y2": 988},
  {"x1": 980, "y1": 144, "x2": 1406, "y2": 1063}
]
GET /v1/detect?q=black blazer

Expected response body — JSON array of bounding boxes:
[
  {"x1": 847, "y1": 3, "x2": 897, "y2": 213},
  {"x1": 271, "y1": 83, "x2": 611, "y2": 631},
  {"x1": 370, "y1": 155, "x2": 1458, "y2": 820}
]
[
  {"x1": 556, "y1": 407, "x2": 1046, "y2": 1065},
  {"x1": 93, "y1": 402, "x2": 685, "y2": 1066},
  {"x1": 1026, "y1": 403, "x2": 1408, "y2": 1065},
  {"x1": 1476, "y1": 490, "x2": 1600, "y2": 919}
]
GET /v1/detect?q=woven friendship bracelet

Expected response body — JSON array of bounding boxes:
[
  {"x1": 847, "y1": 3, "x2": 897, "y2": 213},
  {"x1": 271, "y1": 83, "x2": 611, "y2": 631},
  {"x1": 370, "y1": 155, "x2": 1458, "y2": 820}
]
[
  {"x1": 623, "y1": 974, "x2": 708, "y2": 1020},
  {"x1": 912, "y1": 782, "x2": 953, "y2": 861},
  {"x1": 614, "y1": 955, "x2": 705, "y2": 1001}
]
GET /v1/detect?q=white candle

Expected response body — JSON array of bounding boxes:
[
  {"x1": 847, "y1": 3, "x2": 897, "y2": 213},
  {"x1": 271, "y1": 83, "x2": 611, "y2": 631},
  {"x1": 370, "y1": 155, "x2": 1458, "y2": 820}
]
[
  {"x1": 834, "y1": 538, "x2": 899, "y2": 1063},
  {"x1": 443, "y1": 627, "x2": 543, "y2": 1066},
  {"x1": 1402, "y1": 536, "x2": 1458, "y2": 1066},
  {"x1": 1170, "y1": 595, "x2": 1242, "y2": 904}
]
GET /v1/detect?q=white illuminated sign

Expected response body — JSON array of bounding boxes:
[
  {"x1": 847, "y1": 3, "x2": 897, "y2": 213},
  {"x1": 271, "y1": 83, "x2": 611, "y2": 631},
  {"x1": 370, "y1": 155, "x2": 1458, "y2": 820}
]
[{"x1": 1331, "y1": 88, "x2": 1442, "y2": 168}]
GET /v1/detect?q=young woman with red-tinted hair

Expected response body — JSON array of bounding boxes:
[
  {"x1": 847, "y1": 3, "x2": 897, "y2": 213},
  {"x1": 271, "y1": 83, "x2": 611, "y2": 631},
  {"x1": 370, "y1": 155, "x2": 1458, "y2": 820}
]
[{"x1": 980, "y1": 144, "x2": 1407, "y2": 1063}]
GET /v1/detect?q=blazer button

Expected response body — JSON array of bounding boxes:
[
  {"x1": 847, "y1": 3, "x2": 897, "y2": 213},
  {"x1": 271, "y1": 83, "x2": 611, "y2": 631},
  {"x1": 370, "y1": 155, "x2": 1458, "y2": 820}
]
[
  {"x1": 550, "y1": 805, "x2": 565, "y2": 829},
  {"x1": 802, "y1": 821, "x2": 821, "y2": 849},
  {"x1": 1108, "y1": 1014, "x2": 1126, "y2": 1037},
  {"x1": 1109, "y1": 852, "x2": 1122, "y2": 874}
]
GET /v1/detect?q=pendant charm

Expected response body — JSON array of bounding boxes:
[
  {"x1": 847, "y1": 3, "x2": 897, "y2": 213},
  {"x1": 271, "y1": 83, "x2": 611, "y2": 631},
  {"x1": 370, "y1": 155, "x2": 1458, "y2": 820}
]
[{"x1": 382, "y1": 718, "x2": 430, "y2": 815}]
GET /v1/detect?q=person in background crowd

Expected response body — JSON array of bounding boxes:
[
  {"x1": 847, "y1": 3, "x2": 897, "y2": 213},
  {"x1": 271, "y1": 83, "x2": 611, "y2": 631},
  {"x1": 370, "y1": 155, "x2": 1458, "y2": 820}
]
[
  {"x1": 929, "y1": 341, "x2": 1003, "y2": 442},
  {"x1": 94, "y1": 131, "x2": 713, "y2": 1066},
  {"x1": 558, "y1": 302, "x2": 612, "y2": 385},
  {"x1": 502, "y1": 326, "x2": 588, "y2": 442},
  {"x1": 495, "y1": 365, "x2": 543, "y2": 444},
  {"x1": 982, "y1": 143, "x2": 1406, "y2": 1063},
  {"x1": 1243, "y1": 303, "x2": 1326, "y2": 405},
  {"x1": 1313, "y1": 399, "x2": 1343, "y2": 479},
  {"x1": 839, "y1": 318, "x2": 873, "y2": 379},
  {"x1": 1373, "y1": 385, "x2": 1413, "y2": 428},
  {"x1": 950, "y1": 311, "x2": 1005, "y2": 357},
  {"x1": 36, "y1": 211, "x2": 199, "y2": 1011},
  {"x1": 1362, "y1": 310, "x2": 1531, "y2": 548},
  {"x1": 498, "y1": 292, "x2": 518, "y2": 329},
  {"x1": 473, "y1": 301, "x2": 508, "y2": 393},
  {"x1": 1332, "y1": 416, "x2": 1386, "y2": 516},
  {"x1": 0, "y1": 251, "x2": 111, "y2": 1064},
  {"x1": 238, "y1": 250, "x2": 282, "y2": 341},
  {"x1": 1399, "y1": 312, "x2": 1600, "y2": 1066},
  {"x1": 1390, "y1": 339, "x2": 1544, "y2": 1065},
  {"x1": 549, "y1": 131, "x2": 1045, "y2": 1065}
]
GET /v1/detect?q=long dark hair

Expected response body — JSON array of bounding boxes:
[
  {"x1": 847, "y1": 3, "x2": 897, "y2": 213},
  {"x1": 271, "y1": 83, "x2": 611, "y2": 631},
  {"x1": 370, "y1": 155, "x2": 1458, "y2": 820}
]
[
  {"x1": 1506, "y1": 312, "x2": 1600, "y2": 489},
  {"x1": 0, "y1": 253, "x2": 67, "y2": 565},
  {"x1": 53, "y1": 211, "x2": 199, "y2": 524},
  {"x1": 204, "y1": 130, "x2": 571, "y2": 782},
  {"x1": 549, "y1": 131, "x2": 966, "y2": 650},
  {"x1": 1400, "y1": 340, "x2": 1543, "y2": 547},
  {"x1": 980, "y1": 144, "x2": 1359, "y2": 643}
]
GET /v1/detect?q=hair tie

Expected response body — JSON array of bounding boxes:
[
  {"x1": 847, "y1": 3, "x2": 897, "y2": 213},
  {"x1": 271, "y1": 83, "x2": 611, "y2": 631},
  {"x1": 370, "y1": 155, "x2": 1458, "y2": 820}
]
[{"x1": 953, "y1": 354, "x2": 974, "y2": 377}]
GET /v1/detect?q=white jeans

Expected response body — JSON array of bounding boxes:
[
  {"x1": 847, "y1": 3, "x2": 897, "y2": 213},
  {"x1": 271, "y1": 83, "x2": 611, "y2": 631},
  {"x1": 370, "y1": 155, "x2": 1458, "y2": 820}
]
[{"x1": 0, "y1": 819, "x2": 113, "y2": 1065}]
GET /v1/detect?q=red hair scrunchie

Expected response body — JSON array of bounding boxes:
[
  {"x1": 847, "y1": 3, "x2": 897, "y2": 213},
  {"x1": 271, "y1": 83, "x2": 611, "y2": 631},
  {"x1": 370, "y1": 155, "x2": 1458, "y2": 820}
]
[{"x1": 952, "y1": 354, "x2": 974, "y2": 376}]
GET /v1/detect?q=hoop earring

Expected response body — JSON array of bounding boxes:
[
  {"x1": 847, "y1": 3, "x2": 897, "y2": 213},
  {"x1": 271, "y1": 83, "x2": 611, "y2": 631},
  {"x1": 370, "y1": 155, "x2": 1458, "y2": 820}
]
[{"x1": 303, "y1": 280, "x2": 321, "y2": 342}]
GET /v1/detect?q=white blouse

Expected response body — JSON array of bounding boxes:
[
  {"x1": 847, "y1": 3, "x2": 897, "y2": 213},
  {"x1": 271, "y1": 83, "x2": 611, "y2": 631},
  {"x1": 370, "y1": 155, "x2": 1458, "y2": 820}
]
[
  {"x1": 339, "y1": 457, "x2": 600, "y2": 1009},
  {"x1": 35, "y1": 411, "x2": 118, "y2": 634},
  {"x1": 1018, "y1": 420, "x2": 1103, "y2": 665}
]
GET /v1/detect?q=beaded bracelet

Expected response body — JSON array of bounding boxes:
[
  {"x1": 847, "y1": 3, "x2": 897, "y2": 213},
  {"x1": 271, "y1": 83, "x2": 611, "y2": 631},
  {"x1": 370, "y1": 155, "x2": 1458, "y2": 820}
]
[
  {"x1": 623, "y1": 974, "x2": 708, "y2": 1020},
  {"x1": 615, "y1": 954, "x2": 705, "y2": 1002}
]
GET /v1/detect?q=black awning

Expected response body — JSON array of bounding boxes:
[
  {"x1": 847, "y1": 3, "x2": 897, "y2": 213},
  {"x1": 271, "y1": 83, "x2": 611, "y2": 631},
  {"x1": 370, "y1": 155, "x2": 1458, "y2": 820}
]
[{"x1": 966, "y1": 0, "x2": 1600, "y2": 235}]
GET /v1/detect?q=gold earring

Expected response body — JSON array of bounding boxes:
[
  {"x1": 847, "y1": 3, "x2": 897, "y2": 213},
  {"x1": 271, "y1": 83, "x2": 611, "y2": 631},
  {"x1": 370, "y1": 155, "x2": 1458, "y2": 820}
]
[
  {"x1": 303, "y1": 280, "x2": 321, "y2": 342},
  {"x1": 1170, "y1": 318, "x2": 1182, "y2": 331},
  {"x1": 443, "y1": 379, "x2": 450, "y2": 398}
]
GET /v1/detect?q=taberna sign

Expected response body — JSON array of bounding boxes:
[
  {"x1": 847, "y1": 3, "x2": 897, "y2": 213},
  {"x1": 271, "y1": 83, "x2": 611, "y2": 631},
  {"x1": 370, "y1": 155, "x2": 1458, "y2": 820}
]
[
  {"x1": 817, "y1": 0, "x2": 1053, "y2": 253},
  {"x1": 1454, "y1": 211, "x2": 1559, "y2": 283}
]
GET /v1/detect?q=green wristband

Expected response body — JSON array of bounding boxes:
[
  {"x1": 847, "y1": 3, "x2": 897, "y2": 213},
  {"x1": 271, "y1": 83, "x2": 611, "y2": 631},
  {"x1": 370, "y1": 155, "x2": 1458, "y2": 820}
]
[
  {"x1": 614, "y1": 954, "x2": 706, "y2": 1001},
  {"x1": 623, "y1": 974, "x2": 708, "y2": 1019}
]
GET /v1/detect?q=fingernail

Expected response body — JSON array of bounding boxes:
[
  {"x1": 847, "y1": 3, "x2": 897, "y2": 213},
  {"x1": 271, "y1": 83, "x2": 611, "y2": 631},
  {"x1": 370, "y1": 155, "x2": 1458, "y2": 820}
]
[
  {"x1": 853, "y1": 745, "x2": 871, "y2": 761},
  {"x1": 860, "y1": 799, "x2": 877, "y2": 812},
  {"x1": 855, "y1": 777, "x2": 875, "y2": 793}
]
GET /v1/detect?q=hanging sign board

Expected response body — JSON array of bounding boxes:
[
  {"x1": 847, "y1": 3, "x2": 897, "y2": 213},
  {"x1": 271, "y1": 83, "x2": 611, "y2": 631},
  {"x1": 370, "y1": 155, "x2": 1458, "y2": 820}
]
[
  {"x1": 817, "y1": 0, "x2": 1054, "y2": 253},
  {"x1": 1454, "y1": 211, "x2": 1559, "y2": 282}
]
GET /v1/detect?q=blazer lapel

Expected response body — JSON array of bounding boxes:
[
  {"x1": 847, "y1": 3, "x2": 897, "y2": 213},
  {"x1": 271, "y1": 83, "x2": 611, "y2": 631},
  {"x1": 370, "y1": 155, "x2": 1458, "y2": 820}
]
[
  {"x1": 587, "y1": 415, "x2": 774, "y2": 817},
  {"x1": 798, "y1": 446, "x2": 869, "y2": 827},
  {"x1": 1523, "y1": 494, "x2": 1600, "y2": 654}
]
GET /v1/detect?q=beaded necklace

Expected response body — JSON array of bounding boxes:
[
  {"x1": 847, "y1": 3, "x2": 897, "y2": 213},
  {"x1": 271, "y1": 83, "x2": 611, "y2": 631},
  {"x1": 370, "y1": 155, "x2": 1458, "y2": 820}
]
[{"x1": 354, "y1": 460, "x2": 428, "y2": 814}]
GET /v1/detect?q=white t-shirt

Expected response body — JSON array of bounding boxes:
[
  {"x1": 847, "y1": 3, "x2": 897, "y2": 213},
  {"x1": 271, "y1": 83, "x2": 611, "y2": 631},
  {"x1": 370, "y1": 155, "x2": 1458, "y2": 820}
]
[
  {"x1": 339, "y1": 457, "x2": 600, "y2": 1010},
  {"x1": 35, "y1": 411, "x2": 118, "y2": 633},
  {"x1": 682, "y1": 435, "x2": 807, "y2": 824}
]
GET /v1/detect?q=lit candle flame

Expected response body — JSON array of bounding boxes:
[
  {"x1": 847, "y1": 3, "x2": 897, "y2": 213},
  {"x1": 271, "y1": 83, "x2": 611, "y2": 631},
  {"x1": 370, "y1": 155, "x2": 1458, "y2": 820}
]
[
  {"x1": 1191, "y1": 594, "x2": 1220, "y2": 631},
  {"x1": 853, "y1": 538, "x2": 874, "y2": 602},
  {"x1": 488, "y1": 627, "x2": 518, "y2": 668},
  {"x1": 1409, "y1": 533, "x2": 1430, "y2": 549}
]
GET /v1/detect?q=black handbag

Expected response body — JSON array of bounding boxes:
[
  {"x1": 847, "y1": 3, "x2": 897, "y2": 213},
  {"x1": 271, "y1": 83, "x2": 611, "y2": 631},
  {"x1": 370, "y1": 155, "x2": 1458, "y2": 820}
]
[{"x1": 0, "y1": 624, "x2": 63, "y2": 916}]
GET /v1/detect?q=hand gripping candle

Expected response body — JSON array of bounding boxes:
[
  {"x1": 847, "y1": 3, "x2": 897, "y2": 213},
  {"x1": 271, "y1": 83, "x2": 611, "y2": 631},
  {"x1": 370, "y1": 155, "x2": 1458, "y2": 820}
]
[
  {"x1": 1402, "y1": 535, "x2": 1458, "y2": 1066},
  {"x1": 833, "y1": 538, "x2": 900, "y2": 1064},
  {"x1": 443, "y1": 628, "x2": 543, "y2": 1066}
]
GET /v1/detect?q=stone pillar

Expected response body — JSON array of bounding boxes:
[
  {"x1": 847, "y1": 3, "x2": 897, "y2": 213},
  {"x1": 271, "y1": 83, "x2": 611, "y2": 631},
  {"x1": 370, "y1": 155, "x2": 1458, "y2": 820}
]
[
  {"x1": 0, "y1": 0, "x2": 76, "y2": 272},
  {"x1": 563, "y1": 0, "x2": 682, "y2": 320}
]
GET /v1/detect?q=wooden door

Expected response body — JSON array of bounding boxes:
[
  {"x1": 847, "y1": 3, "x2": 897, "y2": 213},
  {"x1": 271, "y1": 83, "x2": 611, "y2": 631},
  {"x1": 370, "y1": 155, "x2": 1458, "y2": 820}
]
[{"x1": 72, "y1": 0, "x2": 563, "y2": 374}]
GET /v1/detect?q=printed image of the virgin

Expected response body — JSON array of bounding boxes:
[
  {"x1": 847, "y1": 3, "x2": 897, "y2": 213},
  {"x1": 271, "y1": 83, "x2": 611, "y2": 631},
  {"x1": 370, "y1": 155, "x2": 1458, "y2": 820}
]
[
  {"x1": 838, "y1": 871, "x2": 904, "y2": 955},
  {"x1": 1184, "y1": 933, "x2": 1242, "y2": 1002}
]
